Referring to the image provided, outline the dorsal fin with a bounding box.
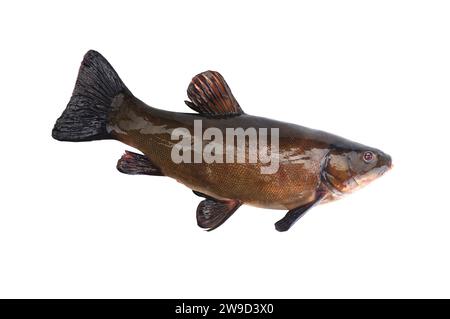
[185,71,244,117]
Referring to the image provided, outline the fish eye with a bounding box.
[363,151,375,163]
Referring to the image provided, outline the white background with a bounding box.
[1,0,449,298]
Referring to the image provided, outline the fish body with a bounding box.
[53,51,392,231]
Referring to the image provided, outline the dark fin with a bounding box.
[274,203,316,232]
[275,191,326,232]
[185,71,244,117]
[197,198,241,231]
[117,151,164,176]
[52,50,132,142]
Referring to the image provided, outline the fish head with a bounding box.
[322,145,392,196]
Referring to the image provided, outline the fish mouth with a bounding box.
[353,164,391,188]
[378,157,393,176]
[375,166,390,177]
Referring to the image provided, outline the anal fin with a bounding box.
[117,151,164,176]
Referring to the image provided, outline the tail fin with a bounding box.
[52,50,131,141]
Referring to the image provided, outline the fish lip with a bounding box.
[378,163,392,176]
[388,161,393,170]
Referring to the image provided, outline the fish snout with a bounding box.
[378,152,393,175]
[387,154,393,169]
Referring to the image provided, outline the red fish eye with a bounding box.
[363,151,375,163]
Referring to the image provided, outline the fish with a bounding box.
[52,50,392,232]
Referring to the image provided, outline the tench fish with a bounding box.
[52,50,392,232]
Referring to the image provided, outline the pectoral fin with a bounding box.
[117,151,164,176]
[194,191,241,231]
[275,203,316,232]
[275,192,326,232]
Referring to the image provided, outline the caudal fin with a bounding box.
[52,50,131,141]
